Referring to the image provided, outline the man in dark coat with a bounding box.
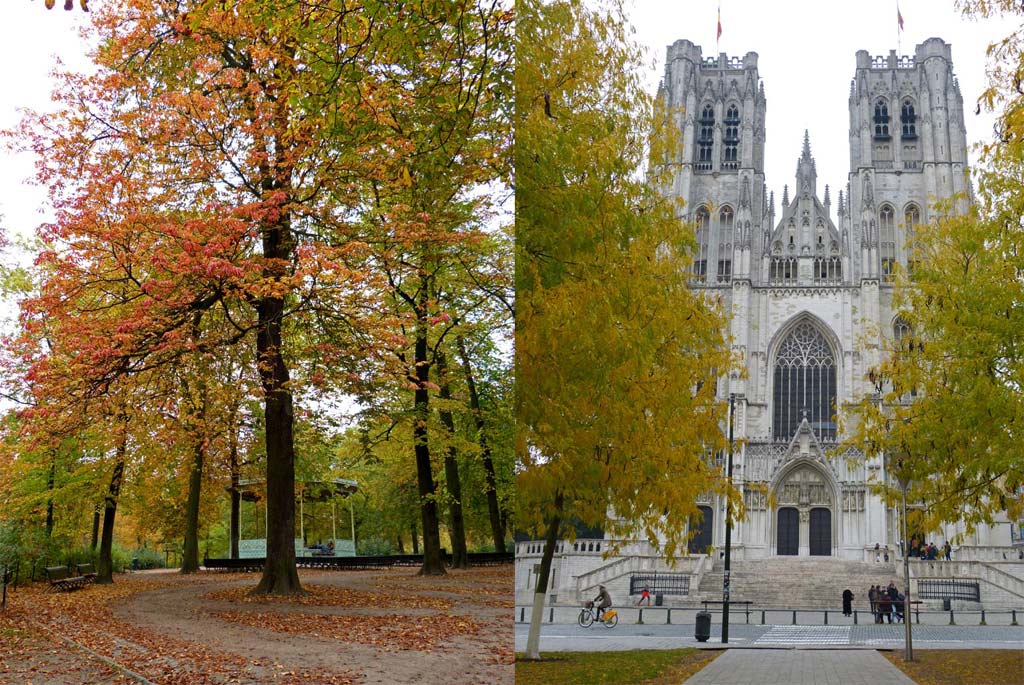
[842,588,854,616]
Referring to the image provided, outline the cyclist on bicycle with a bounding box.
[594,585,612,620]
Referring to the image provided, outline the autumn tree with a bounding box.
[841,1,1024,535]
[7,1,511,592]
[517,0,736,659]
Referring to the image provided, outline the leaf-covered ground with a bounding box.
[883,649,1024,685]
[515,648,722,685]
[0,565,513,684]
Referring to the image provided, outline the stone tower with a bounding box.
[658,39,767,285]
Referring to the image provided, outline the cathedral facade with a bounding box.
[659,36,1010,560]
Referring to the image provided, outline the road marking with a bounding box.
[754,626,851,645]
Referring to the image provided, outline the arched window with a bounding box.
[723,104,740,169]
[904,204,921,273]
[901,99,917,137]
[813,257,842,284]
[773,322,837,441]
[769,257,797,284]
[693,206,710,282]
[717,206,734,282]
[697,104,715,170]
[894,318,911,343]
[880,204,896,282]
[874,99,890,138]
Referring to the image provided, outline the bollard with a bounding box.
[761,609,766,625]
[854,610,858,625]
[979,610,986,626]
[745,606,750,625]
[549,607,554,623]
[792,610,797,625]
[1012,610,1018,627]
[915,609,920,624]
[667,608,672,625]
[949,609,955,625]
[637,608,644,625]
[519,607,525,622]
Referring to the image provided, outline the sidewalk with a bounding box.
[513,621,1024,651]
[682,650,916,685]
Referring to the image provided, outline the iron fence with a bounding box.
[917,579,980,601]
[629,573,690,596]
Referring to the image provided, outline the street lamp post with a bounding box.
[722,393,735,644]
[898,474,914,662]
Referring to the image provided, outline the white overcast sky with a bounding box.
[0,1,1018,238]
[627,0,1018,212]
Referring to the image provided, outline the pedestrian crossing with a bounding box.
[753,625,851,645]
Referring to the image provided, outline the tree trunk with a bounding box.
[411,519,419,555]
[251,208,302,595]
[437,351,468,568]
[396,536,405,554]
[457,335,505,551]
[96,450,126,585]
[524,491,563,660]
[90,506,100,551]
[45,462,55,537]
[180,439,204,573]
[413,297,445,576]
[230,444,240,560]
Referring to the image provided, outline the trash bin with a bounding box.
[655,593,664,607]
[942,598,951,611]
[131,557,139,572]
[695,611,712,642]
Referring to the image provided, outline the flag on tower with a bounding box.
[717,6,722,41]
[898,5,904,32]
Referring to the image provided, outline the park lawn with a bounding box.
[515,648,721,685]
[883,649,1024,685]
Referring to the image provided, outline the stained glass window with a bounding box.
[773,322,837,440]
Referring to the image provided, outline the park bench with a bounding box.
[76,563,97,583]
[44,565,88,592]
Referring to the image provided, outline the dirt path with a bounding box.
[1,566,512,685]
[117,567,512,684]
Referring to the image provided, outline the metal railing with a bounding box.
[629,573,691,596]
[918,579,981,602]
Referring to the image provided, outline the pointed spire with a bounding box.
[782,184,789,207]
[824,184,831,206]
[838,189,846,216]
[802,129,811,159]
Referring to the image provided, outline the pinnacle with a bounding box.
[802,129,811,158]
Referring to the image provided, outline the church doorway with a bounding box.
[809,507,832,555]
[777,507,799,555]
[688,505,714,554]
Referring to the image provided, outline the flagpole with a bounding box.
[716,2,722,55]
[897,1,902,57]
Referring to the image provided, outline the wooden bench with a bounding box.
[76,563,97,583]
[44,565,88,592]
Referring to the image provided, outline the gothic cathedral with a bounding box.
[659,37,1008,560]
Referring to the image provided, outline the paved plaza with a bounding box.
[681,649,917,685]
[513,621,1024,651]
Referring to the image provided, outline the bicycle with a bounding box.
[578,600,619,627]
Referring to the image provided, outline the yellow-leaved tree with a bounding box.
[516,0,737,659]
[842,0,1024,538]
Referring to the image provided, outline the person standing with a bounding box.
[868,585,878,623]
[943,541,952,560]
[842,588,854,617]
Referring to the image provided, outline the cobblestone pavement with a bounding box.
[682,649,917,685]
[514,622,1024,651]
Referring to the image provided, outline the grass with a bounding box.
[883,649,1024,685]
[515,648,721,685]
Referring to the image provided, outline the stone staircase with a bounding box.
[687,557,901,609]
